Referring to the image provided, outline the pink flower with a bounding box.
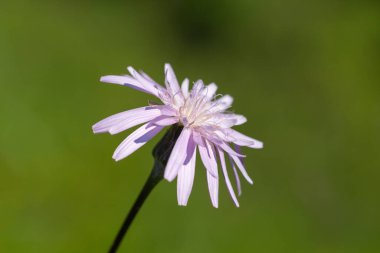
[93,64,263,207]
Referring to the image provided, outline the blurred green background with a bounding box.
[1,0,379,252]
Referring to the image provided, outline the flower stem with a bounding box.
[108,125,183,253]
[108,162,163,253]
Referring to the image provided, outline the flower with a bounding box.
[92,64,263,207]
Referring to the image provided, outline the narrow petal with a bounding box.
[202,83,218,100]
[190,80,205,96]
[207,170,219,208]
[177,146,197,206]
[209,95,234,113]
[224,129,263,149]
[150,115,179,126]
[208,114,247,128]
[218,148,239,207]
[164,63,181,96]
[199,138,218,178]
[100,75,150,94]
[227,114,247,125]
[212,117,237,129]
[229,153,254,185]
[127,66,162,97]
[199,139,219,207]
[139,71,160,85]
[181,78,189,97]
[92,110,133,134]
[159,106,178,117]
[216,141,246,158]
[164,128,192,182]
[108,107,162,135]
[234,144,246,167]
[191,130,204,146]
[92,106,160,134]
[228,155,242,196]
[112,123,163,161]
[218,94,233,106]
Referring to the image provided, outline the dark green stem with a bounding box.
[108,124,183,253]
[108,162,163,253]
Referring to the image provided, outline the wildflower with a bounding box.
[93,64,263,207]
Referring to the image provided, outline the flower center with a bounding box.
[178,94,214,128]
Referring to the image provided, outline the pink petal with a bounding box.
[215,118,238,129]
[191,131,204,146]
[92,106,159,134]
[218,95,233,106]
[181,78,189,97]
[139,71,159,85]
[112,123,163,161]
[218,148,239,207]
[199,139,219,207]
[229,153,253,185]
[202,83,218,100]
[159,106,178,117]
[216,142,246,158]
[177,145,197,206]
[101,75,155,94]
[234,144,246,167]
[127,66,162,97]
[209,95,234,112]
[225,129,263,149]
[150,115,179,126]
[190,80,205,96]
[207,170,219,208]
[228,155,242,196]
[228,114,247,125]
[164,128,193,182]
[199,138,218,178]
[208,114,246,128]
[164,63,181,96]
[108,107,162,135]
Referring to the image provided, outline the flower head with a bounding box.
[93,64,263,207]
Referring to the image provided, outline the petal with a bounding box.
[190,80,205,96]
[199,139,219,207]
[216,141,246,158]
[207,170,219,208]
[177,145,197,206]
[159,106,178,117]
[208,114,247,128]
[127,66,162,97]
[92,106,160,134]
[164,128,192,182]
[100,75,151,94]
[209,95,234,113]
[234,144,246,167]
[228,155,242,196]
[225,129,263,149]
[229,153,254,185]
[150,115,179,126]
[139,70,160,85]
[112,123,164,161]
[218,94,233,106]
[218,148,239,207]
[229,114,247,125]
[108,107,162,135]
[212,117,237,129]
[202,83,218,100]
[181,78,189,97]
[199,138,218,178]
[164,63,181,96]
[191,130,204,146]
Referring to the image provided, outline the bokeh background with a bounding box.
[1,0,379,252]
